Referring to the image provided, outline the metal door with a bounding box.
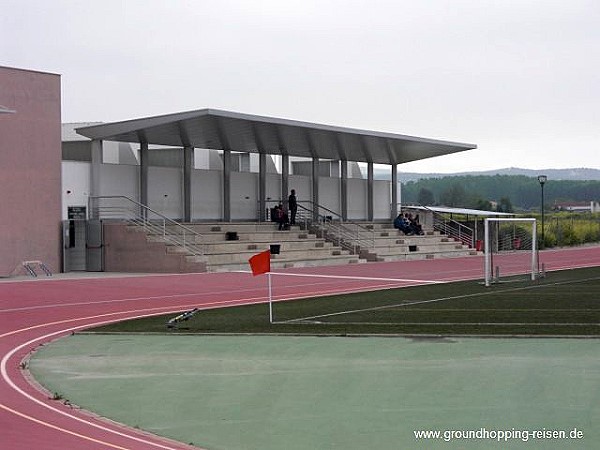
[62,220,87,271]
[86,219,103,271]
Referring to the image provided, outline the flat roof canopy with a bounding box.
[76,109,476,165]
[406,205,515,217]
[0,105,16,114]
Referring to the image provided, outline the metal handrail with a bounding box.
[400,204,475,247]
[88,196,205,257]
[262,199,375,253]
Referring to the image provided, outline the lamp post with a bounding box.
[538,175,547,248]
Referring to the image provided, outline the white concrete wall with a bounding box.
[99,164,139,198]
[147,167,182,219]
[319,177,341,215]
[62,161,91,220]
[191,169,222,220]
[373,180,391,219]
[266,173,281,202]
[347,178,367,220]
[61,159,393,222]
[289,174,311,209]
[231,172,258,220]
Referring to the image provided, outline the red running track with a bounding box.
[1,246,599,449]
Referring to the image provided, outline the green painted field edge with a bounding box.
[76,331,600,339]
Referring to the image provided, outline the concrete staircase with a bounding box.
[156,222,361,272]
[104,220,475,274]
[103,222,207,273]
[317,222,478,262]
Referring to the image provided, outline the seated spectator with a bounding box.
[393,213,413,235]
[408,213,424,235]
[274,204,289,230]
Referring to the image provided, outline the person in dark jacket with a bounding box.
[288,189,298,225]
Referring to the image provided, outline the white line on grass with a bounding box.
[300,321,600,326]
[277,275,600,324]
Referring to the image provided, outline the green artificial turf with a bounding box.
[30,335,600,450]
[90,267,600,336]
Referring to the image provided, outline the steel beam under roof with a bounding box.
[75,108,476,165]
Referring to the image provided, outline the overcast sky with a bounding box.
[2,0,599,172]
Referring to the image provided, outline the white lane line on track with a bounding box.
[235,270,445,284]
[0,276,432,314]
[0,402,130,450]
[1,278,425,448]
[1,297,274,449]
[2,314,192,449]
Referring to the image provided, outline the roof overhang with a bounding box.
[75,108,476,165]
[406,205,515,217]
[0,105,16,114]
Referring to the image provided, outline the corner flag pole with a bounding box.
[248,249,272,323]
[268,272,273,323]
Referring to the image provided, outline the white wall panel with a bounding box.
[373,180,391,219]
[99,164,139,198]
[147,167,182,219]
[61,161,90,220]
[347,178,367,220]
[288,175,311,209]
[191,169,221,220]
[319,177,340,215]
[231,172,258,220]
[266,173,281,202]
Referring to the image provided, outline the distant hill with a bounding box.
[398,173,600,210]
[398,167,600,182]
[373,167,600,182]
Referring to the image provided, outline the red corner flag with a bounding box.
[249,250,270,276]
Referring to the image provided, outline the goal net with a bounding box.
[484,218,538,287]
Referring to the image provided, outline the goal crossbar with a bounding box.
[484,218,537,287]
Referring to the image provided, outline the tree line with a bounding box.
[401,175,600,211]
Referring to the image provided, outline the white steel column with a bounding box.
[312,157,319,220]
[139,141,149,208]
[223,149,231,222]
[367,161,374,221]
[259,152,267,221]
[340,160,348,221]
[90,139,103,198]
[183,146,193,222]
[391,163,398,219]
[281,154,289,206]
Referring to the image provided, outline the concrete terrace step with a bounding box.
[200,240,334,254]
[194,247,351,265]
[146,230,317,243]
[124,220,479,274]
[377,248,478,262]
[172,222,301,233]
[368,234,453,246]
[373,243,472,256]
[370,238,471,251]
[205,254,363,272]
[156,222,357,271]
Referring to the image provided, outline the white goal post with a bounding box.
[484,218,537,287]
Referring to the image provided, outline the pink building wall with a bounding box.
[0,66,62,276]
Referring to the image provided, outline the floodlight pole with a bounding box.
[538,175,547,249]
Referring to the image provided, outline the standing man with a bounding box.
[288,189,298,225]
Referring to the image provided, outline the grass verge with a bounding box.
[89,267,600,336]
